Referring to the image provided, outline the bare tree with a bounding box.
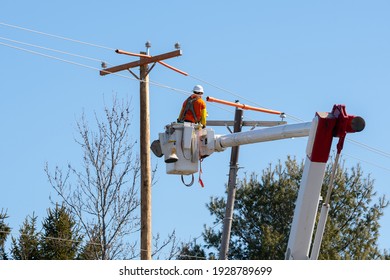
[46,97,141,259]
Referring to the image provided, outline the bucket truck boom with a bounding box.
[151,104,365,259]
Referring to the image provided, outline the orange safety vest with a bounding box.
[178,95,207,126]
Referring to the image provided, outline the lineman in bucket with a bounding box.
[177,85,207,128]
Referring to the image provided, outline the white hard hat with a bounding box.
[193,85,204,94]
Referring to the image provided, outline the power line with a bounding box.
[0,40,187,94]
[347,139,390,159]
[2,22,390,177]
[0,21,291,119]
[0,39,234,115]
[343,153,390,173]
[0,21,114,51]
[0,21,315,123]
[0,41,115,75]
[0,37,249,119]
[1,227,206,260]
[2,38,390,167]
[0,229,100,246]
[0,35,110,65]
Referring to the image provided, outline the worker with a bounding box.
[178,85,207,128]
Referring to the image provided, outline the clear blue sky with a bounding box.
[1,0,389,258]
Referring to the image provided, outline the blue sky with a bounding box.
[1,0,390,258]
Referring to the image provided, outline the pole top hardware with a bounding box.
[100,46,187,76]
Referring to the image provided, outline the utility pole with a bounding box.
[139,53,151,260]
[219,106,243,260]
[100,43,184,260]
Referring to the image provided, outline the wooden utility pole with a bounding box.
[100,44,183,260]
[139,55,151,260]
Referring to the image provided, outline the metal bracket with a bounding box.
[146,62,157,76]
[225,123,233,134]
[127,69,139,80]
[250,123,257,131]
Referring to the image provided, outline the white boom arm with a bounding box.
[214,122,312,151]
[285,115,329,259]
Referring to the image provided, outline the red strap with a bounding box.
[198,158,205,188]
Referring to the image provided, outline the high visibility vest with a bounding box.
[178,96,200,123]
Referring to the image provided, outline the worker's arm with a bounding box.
[200,108,207,127]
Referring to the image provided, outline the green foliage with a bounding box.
[197,156,388,260]
[176,240,207,260]
[0,210,11,260]
[11,214,40,260]
[318,163,389,259]
[39,204,82,260]
[77,225,102,260]
[10,205,82,260]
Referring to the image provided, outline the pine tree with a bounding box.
[11,214,40,260]
[318,163,389,259]
[199,156,389,260]
[39,204,82,260]
[78,225,102,260]
[176,241,207,260]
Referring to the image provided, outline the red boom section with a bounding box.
[309,105,365,163]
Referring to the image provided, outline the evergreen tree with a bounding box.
[318,163,388,259]
[176,240,207,260]
[199,156,388,260]
[39,204,82,260]
[11,214,40,260]
[0,210,11,260]
[78,225,102,260]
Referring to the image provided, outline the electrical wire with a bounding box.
[0,41,116,76]
[2,37,390,174]
[346,139,390,159]
[0,21,297,121]
[2,23,390,171]
[132,220,224,260]
[0,229,101,246]
[0,21,331,122]
[0,38,236,117]
[0,35,291,123]
[2,21,390,211]
[0,35,111,65]
[0,22,114,51]
[2,225,205,260]
[342,153,390,173]
[0,40,188,95]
